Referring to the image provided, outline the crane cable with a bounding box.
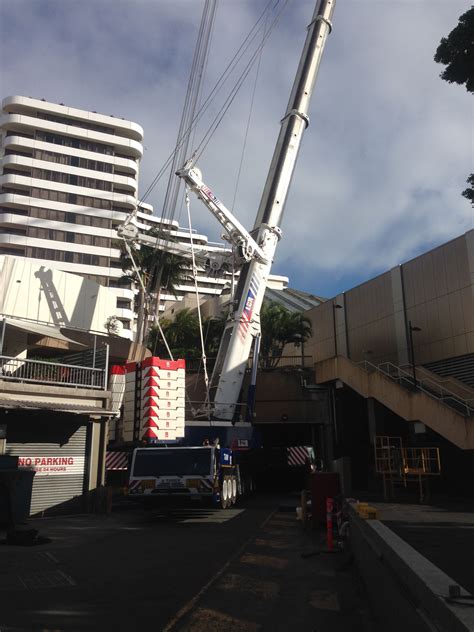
[143,0,291,301]
[120,237,174,360]
[155,0,218,283]
[138,0,287,213]
[231,10,267,214]
[184,186,211,409]
[192,0,290,163]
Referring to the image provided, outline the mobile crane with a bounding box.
[177,0,335,421]
[121,0,335,506]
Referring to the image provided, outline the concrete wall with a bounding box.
[349,506,474,632]
[305,230,473,367]
[0,255,116,334]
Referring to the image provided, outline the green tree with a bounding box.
[117,227,192,343]
[147,309,226,360]
[259,301,312,369]
[434,7,474,204]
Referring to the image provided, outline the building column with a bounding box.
[391,266,409,366]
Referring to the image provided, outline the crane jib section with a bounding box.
[181,0,335,421]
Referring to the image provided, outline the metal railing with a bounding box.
[357,360,474,417]
[0,355,107,390]
[185,354,311,373]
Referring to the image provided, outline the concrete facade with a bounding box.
[306,230,474,369]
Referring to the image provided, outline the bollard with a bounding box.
[326,497,334,551]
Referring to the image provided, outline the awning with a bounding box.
[0,397,117,417]
[2,318,86,347]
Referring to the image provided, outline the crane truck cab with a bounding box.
[128,445,239,509]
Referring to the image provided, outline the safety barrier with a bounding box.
[0,354,107,390]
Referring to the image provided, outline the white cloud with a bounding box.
[1,0,472,297]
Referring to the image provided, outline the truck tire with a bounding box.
[220,478,229,509]
[231,476,237,505]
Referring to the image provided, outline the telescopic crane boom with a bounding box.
[178,0,335,421]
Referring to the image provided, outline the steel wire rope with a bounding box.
[192,0,290,163]
[137,0,281,211]
[137,0,289,343]
[184,187,211,413]
[149,0,218,312]
[142,0,289,305]
[231,9,268,214]
[176,1,218,226]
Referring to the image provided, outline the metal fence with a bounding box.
[0,354,107,390]
[358,360,474,417]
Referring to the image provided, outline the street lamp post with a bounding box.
[408,320,421,390]
[332,303,342,357]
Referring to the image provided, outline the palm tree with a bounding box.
[116,227,192,343]
[259,301,312,369]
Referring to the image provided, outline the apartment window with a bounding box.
[37,112,115,135]
[29,207,67,222]
[76,214,110,229]
[0,247,26,255]
[0,206,28,216]
[35,131,114,155]
[31,187,68,203]
[117,299,131,309]
[2,187,30,197]
[0,227,26,236]
[83,274,109,286]
[113,187,131,195]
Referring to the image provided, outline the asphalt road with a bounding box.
[0,495,372,632]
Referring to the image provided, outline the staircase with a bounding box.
[314,356,474,450]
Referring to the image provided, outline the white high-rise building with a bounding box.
[0,96,231,337]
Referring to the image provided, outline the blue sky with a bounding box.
[1,0,472,299]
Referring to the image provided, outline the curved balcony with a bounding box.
[0,174,137,209]
[1,155,138,193]
[3,135,139,175]
[0,114,143,159]
[2,95,144,142]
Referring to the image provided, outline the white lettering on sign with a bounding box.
[18,456,85,476]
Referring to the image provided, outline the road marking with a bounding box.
[153,508,244,524]
[181,607,261,632]
[162,509,276,632]
[7,570,77,591]
[309,589,340,611]
[219,573,279,600]
[240,553,289,570]
[253,538,291,550]
[399,525,474,530]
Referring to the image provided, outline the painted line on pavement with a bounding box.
[162,508,277,632]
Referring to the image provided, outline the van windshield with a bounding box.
[132,448,212,477]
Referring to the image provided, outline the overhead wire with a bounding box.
[192,0,290,162]
[143,0,290,300]
[135,0,290,351]
[231,10,268,213]
[137,0,283,211]
[147,0,218,324]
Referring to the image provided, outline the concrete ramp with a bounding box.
[315,356,474,450]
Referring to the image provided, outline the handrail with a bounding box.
[356,360,474,417]
[0,354,106,390]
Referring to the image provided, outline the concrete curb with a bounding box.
[348,504,474,632]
